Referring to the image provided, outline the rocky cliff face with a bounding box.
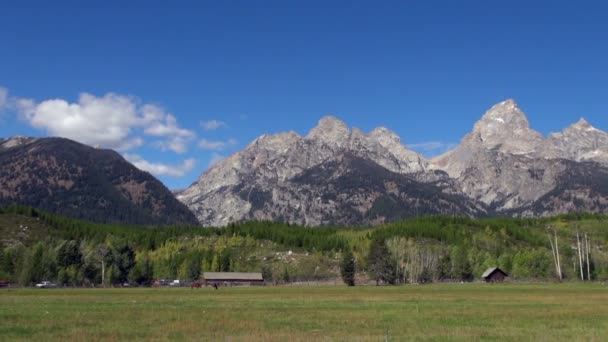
[0,137,198,225]
[180,100,608,226]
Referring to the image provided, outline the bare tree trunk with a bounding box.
[576,231,585,281]
[547,230,558,279]
[547,227,562,281]
[101,259,105,288]
[585,233,591,281]
[554,231,562,281]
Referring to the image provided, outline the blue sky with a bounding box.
[1,1,607,189]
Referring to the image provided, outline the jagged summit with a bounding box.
[486,98,520,113]
[567,117,601,132]
[470,99,543,154]
[306,115,350,146]
[475,98,530,130]
[574,117,591,127]
[431,99,545,179]
[546,117,608,162]
[369,126,401,142]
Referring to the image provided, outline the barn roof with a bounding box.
[203,272,264,281]
[482,267,508,278]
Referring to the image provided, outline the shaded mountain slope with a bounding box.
[0,137,198,225]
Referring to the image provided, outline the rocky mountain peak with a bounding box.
[546,117,607,162]
[567,118,601,132]
[369,126,401,144]
[249,131,301,149]
[573,117,590,127]
[475,99,530,130]
[469,99,543,155]
[306,115,350,146]
[431,99,545,178]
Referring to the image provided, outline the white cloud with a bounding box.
[154,136,190,154]
[198,138,237,151]
[22,93,139,150]
[208,153,225,167]
[407,141,457,156]
[124,153,196,177]
[0,87,7,109]
[117,137,145,151]
[145,112,194,138]
[201,119,226,131]
[14,91,195,152]
[15,98,36,118]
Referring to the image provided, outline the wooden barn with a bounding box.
[481,267,508,283]
[203,272,264,286]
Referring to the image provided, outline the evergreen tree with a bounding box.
[57,240,82,268]
[367,237,396,285]
[340,250,356,286]
[187,255,202,281]
[129,257,153,286]
[106,240,135,284]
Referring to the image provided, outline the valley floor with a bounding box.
[1,283,607,341]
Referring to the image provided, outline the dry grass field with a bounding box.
[1,283,607,341]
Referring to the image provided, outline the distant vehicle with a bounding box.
[35,281,57,288]
[153,279,172,287]
[169,279,181,287]
[0,280,10,288]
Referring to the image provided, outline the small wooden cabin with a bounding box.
[481,267,508,283]
[202,272,264,286]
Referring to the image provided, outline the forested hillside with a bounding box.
[1,205,607,286]
[0,137,198,225]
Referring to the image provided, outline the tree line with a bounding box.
[1,205,607,286]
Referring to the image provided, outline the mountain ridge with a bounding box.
[179,99,608,226]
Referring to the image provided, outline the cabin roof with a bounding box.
[481,267,508,278]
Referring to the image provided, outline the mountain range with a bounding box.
[178,99,608,226]
[2,99,607,227]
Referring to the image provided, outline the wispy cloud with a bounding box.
[0,87,7,110]
[198,138,237,151]
[407,141,457,156]
[123,153,196,177]
[201,119,226,131]
[153,136,191,154]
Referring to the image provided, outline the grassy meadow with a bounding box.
[1,283,607,341]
